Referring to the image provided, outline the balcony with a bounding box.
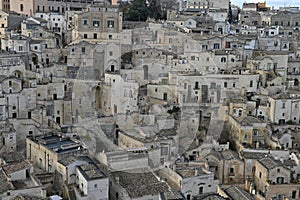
[228,172,235,176]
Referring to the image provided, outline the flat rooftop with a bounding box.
[176,167,210,178]
[30,134,85,154]
[77,163,106,180]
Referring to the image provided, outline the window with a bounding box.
[194,82,199,89]
[277,168,280,173]
[238,110,242,116]
[244,134,248,139]
[109,35,112,39]
[20,4,23,11]
[259,172,262,178]
[250,80,253,87]
[163,93,168,101]
[93,20,99,27]
[233,82,236,88]
[107,20,114,28]
[109,51,113,56]
[253,130,258,136]
[82,47,85,54]
[221,57,226,63]
[213,43,220,49]
[94,184,97,188]
[83,19,88,25]
[93,33,97,39]
[83,34,87,39]
[282,103,285,108]
[224,82,227,88]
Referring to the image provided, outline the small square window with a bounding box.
[107,20,114,28]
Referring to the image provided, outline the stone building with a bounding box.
[74,162,109,200]
[253,156,292,199]
[228,115,268,150]
[26,133,87,172]
[205,150,244,184]
[159,163,219,199]
[268,92,300,125]
[71,5,122,42]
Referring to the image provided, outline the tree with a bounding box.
[148,0,163,20]
[127,0,149,21]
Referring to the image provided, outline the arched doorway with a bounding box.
[31,53,38,65]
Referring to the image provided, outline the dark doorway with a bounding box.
[56,117,60,124]
[26,169,30,178]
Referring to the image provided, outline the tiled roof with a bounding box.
[225,186,254,200]
[0,170,13,193]
[111,170,169,198]
[2,160,31,175]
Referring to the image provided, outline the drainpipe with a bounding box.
[222,160,225,184]
[44,151,46,171]
[47,154,50,172]
[29,143,31,160]
[6,96,9,118]
[17,96,19,118]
